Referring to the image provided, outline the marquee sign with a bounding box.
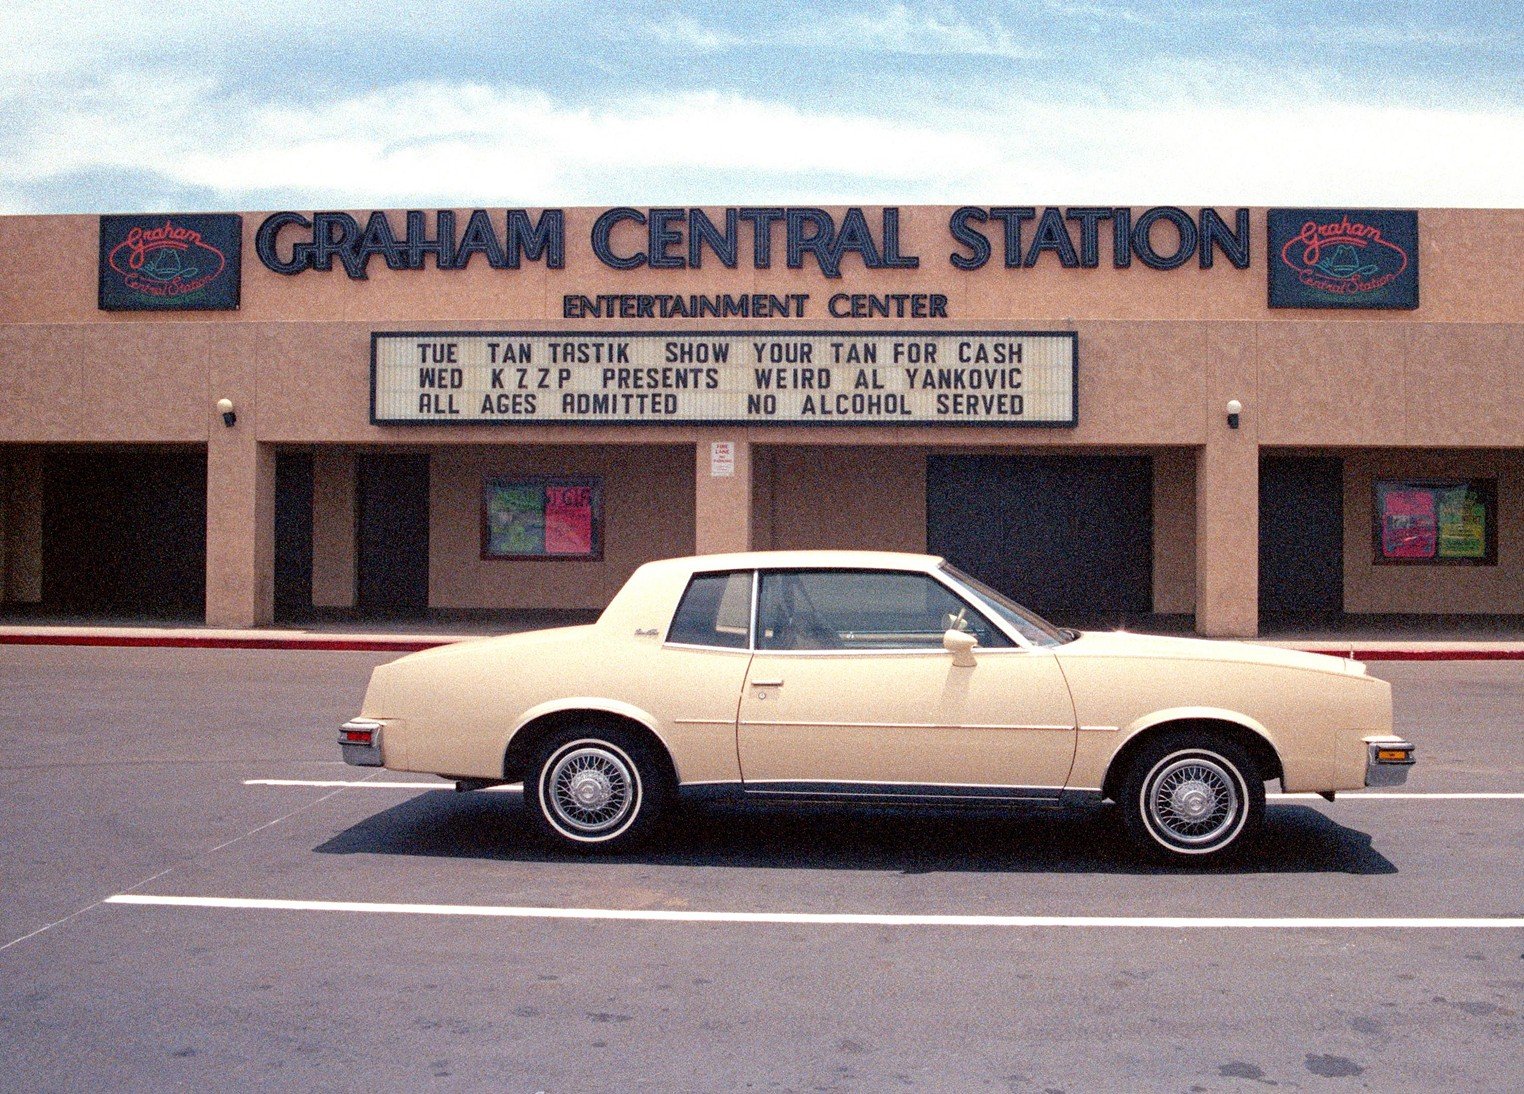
[99,214,242,311]
[1267,209,1418,309]
[372,331,1077,427]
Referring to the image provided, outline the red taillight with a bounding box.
[342,729,373,745]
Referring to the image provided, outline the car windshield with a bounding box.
[938,564,1074,647]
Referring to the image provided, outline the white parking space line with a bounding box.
[1269,792,1524,800]
[245,779,1523,800]
[104,894,1524,929]
[243,779,521,790]
[245,778,449,789]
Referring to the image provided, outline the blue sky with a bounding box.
[2,1,1520,213]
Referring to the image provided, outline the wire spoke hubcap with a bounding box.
[1146,756,1241,845]
[546,746,637,834]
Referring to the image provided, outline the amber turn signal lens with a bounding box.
[1376,748,1411,762]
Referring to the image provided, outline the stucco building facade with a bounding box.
[1,205,1520,635]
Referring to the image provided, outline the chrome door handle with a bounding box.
[751,679,784,687]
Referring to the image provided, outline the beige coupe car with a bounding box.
[341,551,1414,862]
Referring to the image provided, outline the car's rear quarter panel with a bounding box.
[360,558,753,783]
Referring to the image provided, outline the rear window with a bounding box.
[666,571,753,649]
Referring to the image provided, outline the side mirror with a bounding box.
[942,628,978,668]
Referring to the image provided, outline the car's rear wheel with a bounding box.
[525,726,667,851]
[1118,732,1264,862]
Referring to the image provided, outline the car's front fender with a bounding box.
[1069,705,1281,793]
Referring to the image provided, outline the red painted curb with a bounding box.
[2,632,1524,660]
[0,633,451,653]
[1324,649,1524,662]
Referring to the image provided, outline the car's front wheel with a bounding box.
[526,726,667,851]
[1118,732,1264,862]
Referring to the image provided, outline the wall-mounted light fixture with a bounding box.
[1225,399,1242,430]
[216,398,237,428]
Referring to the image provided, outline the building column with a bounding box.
[311,449,357,608]
[1195,436,1259,636]
[206,433,275,628]
[4,449,44,604]
[1151,448,1196,616]
[694,436,752,555]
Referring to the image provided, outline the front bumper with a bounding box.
[339,718,384,766]
[1364,736,1415,787]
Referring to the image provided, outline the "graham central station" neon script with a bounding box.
[258,206,1251,280]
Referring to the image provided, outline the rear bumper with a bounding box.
[1364,736,1415,787]
[339,718,385,767]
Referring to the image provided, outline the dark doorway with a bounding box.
[274,452,314,622]
[41,448,207,619]
[927,454,1153,620]
[356,453,430,615]
[1259,456,1344,616]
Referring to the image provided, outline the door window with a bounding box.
[667,571,753,649]
[756,570,1011,651]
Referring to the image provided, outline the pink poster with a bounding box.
[1381,489,1436,559]
[543,485,594,554]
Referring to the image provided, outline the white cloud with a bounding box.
[645,15,744,52]
[0,0,510,84]
[639,5,1050,62]
[1040,1,1155,26]
[2,60,1523,211]
[0,77,1001,208]
[839,4,1047,59]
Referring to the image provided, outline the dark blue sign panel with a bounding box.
[99,214,243,310]
[1267,209,1418,309]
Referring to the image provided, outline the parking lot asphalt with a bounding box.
[1,646,1520,1092]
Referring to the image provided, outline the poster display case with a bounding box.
[1374,479,1496,565]
[482,477,603,560]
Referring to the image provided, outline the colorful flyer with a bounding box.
[1380,488,1436,559]
[1436,486,1486,559]
[486,483,546,555]
[544,485,594,554]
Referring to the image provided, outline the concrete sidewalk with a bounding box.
[3,618,1524,659]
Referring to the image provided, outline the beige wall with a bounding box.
[6,313,1522,453]
[428,444,694,611]
[4,209,1523,455]
[7,208,1521,329]
[753,446,927,553]
[1344,451,1524,615]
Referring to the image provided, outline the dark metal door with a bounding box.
[1259,456,1344,615]
[273,453,314,621]
[356,453,430,615]
[41,449,207,619]
[927,455,1153,617]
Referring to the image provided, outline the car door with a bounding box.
[651,569,758,785]
[737,568,1078,801]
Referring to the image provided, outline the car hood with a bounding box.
[1055,630,1366,677]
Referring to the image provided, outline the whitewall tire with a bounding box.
[1119,733,1265,862]
[526,727,667,851]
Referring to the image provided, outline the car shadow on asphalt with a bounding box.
[314,791,1397,876]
